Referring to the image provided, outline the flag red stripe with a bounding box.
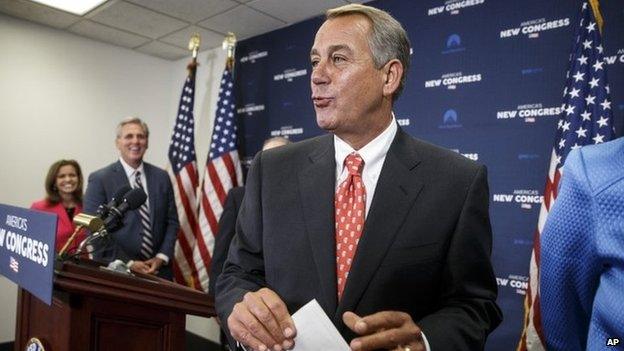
[175,171,201,240]
[172,168,202,289]
[222,152,239,187]
[552,169,561,199]
[175,172,212,276]
[173,260,184,284]
[207,161,228,204]
[175,230,201,289]
[186,163,199,189]
[532,294,545,344]
[200,183,220,238]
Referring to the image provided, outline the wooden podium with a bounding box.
[15,260,214,351]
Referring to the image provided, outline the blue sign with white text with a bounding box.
[0,203,56,305]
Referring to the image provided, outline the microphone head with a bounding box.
[123,188,147,210]
[111,185,132,206]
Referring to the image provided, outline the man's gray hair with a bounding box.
[116,116,149,139]
[326,4,411,100]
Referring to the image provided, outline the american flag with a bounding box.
[9,256,19,273]
[169,61,204,290]
[518,1,614,350]
[197,63,243,292]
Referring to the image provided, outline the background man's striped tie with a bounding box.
[134,171,154,259]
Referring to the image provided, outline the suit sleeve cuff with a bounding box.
[156,253,169,264]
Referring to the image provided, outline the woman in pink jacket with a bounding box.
[31,159,84,253]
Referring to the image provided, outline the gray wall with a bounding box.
[0,13,223,343]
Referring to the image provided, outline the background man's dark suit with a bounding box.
[208,186,245,299]
[216,129,502,350]
[84,161,179,279]
[208,186,245,351]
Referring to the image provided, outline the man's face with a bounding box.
[310,15,386,140]
[116,123,148,168]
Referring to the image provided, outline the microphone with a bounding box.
[71,185,133,232]
[74,186,147,254]
[95,185,132,217]
[102,187,147,232]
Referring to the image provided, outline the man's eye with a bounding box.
[311,60,319,68]
[333,56,345,63]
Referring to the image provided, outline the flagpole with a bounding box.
[196,32,244,292]
[169,33,204,289]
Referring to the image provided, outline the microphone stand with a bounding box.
[76,228,108,256]
[57,224,85,259]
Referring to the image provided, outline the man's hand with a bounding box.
[343,311,425,351]
[129,260,151,274]
[227,288,296,351]
[145,257,164,275]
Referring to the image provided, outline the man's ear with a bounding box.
[382,59,403,98]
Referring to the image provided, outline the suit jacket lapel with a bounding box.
[112,161,131,188]
[298,135,338,316]
[334,129,424,324]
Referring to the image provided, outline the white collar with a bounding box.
[334,116,397,169]
[119,157,145,178]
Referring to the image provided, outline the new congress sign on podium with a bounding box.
[0,203,56,305]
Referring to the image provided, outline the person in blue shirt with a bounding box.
[541,137,624,350]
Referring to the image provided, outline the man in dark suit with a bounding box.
[216,4,501,351]
[209,186,243,351]
[209,137,292,351]
[84,117,179,280]
[209,137,291,300]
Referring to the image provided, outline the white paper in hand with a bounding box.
[291,299,350,351]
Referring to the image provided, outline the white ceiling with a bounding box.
[0,0,370,60]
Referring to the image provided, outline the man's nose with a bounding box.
[311,61,330,85]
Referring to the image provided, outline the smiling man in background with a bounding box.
[84,116,179,280]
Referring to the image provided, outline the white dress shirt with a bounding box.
[334,117,397,218]
[332,118,432,351]
[118,158,169,264]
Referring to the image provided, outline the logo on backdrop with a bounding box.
[496,274,529,295]
[425,71,482,90]
[439,109,463,129]
[274,68,308,82]
[451,149,479,161]
[492,189,543,209]
[518,153,540,160]
[240,50,269,64]
[270,125,304,137]
[521,67,544,75]
[396,118,411,127]
[604,48,624,65]
[500,17,570,39]
[496,103,561,123]
[427,0,485,16]
[442,34,466,54]
[237,103,265,116]
[9,256,19,273]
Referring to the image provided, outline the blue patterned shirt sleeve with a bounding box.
[540,138,624,351]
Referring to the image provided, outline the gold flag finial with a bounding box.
[588,0,604,33]
[189,33,201,58]
[222,32,237,67]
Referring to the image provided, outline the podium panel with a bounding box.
[15,260,214,351]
